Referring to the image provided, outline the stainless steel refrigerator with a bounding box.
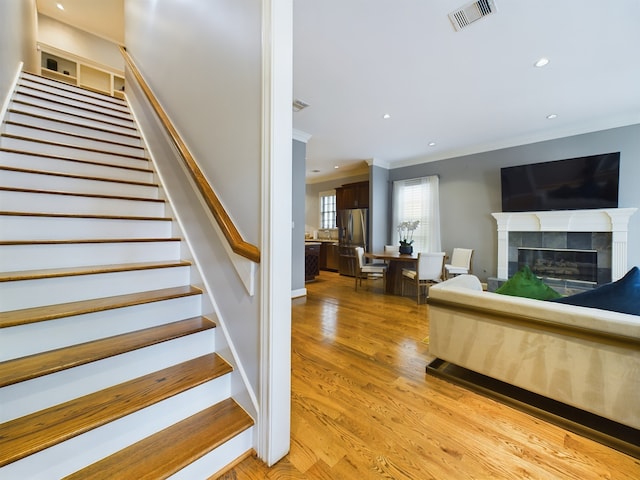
[337,208,368,276]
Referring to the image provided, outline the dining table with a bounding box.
[365,251,419,295]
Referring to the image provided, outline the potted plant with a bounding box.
[397,220,419,254]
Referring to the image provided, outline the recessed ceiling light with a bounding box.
[428,142,437,147]
[334,165,340,169]
[546,114,558,119]
[311,169,321,173]
[534,57,549,68]
[56,3,65,10]
[382,114,391,119]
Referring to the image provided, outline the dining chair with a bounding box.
[401,252,446,304]
[444,248,474,279]
[384,245,399,253]
[354,246,387,291]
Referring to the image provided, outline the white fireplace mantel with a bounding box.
[492,208,637,281]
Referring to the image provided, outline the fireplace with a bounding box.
[492,208,637,286]
[518,247,598,284]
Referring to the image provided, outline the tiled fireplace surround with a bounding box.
[490,208,637,294]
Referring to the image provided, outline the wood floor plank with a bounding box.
[219,272,640,479]
[0,316,215,387]
[0,354,232,467]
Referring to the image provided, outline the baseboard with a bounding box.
[291,288,307,299]
[426,358,640,460]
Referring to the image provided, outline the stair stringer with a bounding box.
[125,84,261,427]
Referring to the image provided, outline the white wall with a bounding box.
[0,0,38,105]
[124,0,262,246]
[37,14,124,71]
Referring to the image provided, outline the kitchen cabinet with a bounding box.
[319,242,339,271]
[40,46,125,99]
[336,181,369,210]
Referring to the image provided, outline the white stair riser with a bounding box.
[19,79,128,112]
[7,111,142,147]
[0,295,204,361]
[0,169,159,198]
[3,123,145,158]
[1,330,217,422]
[0,189,165,217]
[0,150,153,173]
[0,152,153,183]
[0,240,181,271]
[0,377,231,479]
[16,87,132,119]
[170,428,253,480]
[20,74,128,104]
[6,112,142,146]
[10,102,137,135]
[0,216,172,241]
[0,136,146,164]
[12,94,135,128]
[0,265,191,311]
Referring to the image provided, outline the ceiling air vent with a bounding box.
[293,99,310,112]
[449,0,497,31]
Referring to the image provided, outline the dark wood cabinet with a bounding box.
[336,181,369,210]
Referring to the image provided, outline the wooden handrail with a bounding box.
[119,46,260,263]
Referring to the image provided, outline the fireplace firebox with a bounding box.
[518,247,598,284]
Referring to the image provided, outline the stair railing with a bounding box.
[120,46,260,264]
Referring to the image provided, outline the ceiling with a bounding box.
[37,1,640,183]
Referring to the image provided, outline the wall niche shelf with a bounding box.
[39,45,125,99]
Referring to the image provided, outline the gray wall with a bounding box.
[292,139,306,293]
[389,124,640,281]
[370,164,390,253]
[0,0,37,106]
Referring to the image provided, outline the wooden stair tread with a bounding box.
[0,316,215,387]
[0,165,156,187]
[0,285,202,328]
[4,121,146,152]
[0,237,181,246]
[63,398,254,480]
[21,73,128,106]
[0,147,152,173]
[10,99,137,132]
[0,133,145,160]
[0,186,165,204]
[0,260,191,283]
[7,109,140,139]
[15,89,132,120]
[0,210,170,221]
[0,354,232,467]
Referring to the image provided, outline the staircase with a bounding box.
[0,72,254,479]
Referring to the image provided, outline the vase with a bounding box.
[399,244,413,255]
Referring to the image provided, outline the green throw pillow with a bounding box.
[495,265,562,300]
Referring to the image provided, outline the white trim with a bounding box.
[259,0,293,466]
[293,128,311,143]
[492,208,637,281]
[0,62,23,121]
[291,287,307,298]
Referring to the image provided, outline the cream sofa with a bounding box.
[428,275,640,429]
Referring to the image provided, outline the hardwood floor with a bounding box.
[219,272,639,479]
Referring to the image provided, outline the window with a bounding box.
[319,191,337,229]
[392,176,441,252]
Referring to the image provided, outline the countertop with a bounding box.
[305,239,338,243]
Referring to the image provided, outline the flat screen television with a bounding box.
[501,152,620,212]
